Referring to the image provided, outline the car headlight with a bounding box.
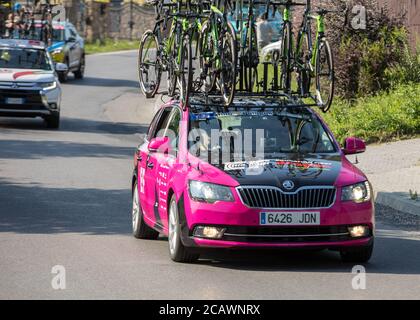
[341,181,372,203]
[39,81,57,91]
[188,180,234,203]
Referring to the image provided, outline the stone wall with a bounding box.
[107,2,155,40]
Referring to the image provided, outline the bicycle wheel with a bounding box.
[167,30,181,97]
[218,22,237,106]
[190,29,202,93]
[315,39,334,112]
[198,20,216,94]
[180,33,193,107]
[243,25,259,92]
[280,22,292,92]
[138,30,161,98]
[296,31,311,97]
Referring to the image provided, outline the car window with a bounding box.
[164,108,181,153]
[297,120,335,153]
[151,108,172,139]
[0,48,52,70]
[146,110,163,141]
[189,110,336,161]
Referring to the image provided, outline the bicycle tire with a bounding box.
[316,38,334,112]
[218,21,237,107]
[244,25,259,92]
[180,33,193,108]
[138,30,162,98]
[198,20,216,94]
[280,21,292,93]
[167,29,180,97]
[296,31,311,97]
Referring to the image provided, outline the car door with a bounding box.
[154,107,182,231]
[66,25,79,68]
[140,107,172,229]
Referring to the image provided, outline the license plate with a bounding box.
[260,212,320,226]
[6,98,24,104]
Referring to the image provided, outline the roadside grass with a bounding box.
[320,83,420,144]
[85,39,139,55]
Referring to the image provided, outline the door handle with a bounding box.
[147,161,154,169]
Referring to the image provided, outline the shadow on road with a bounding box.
[0,117,148,136]
[68,77,140,88]
[194,233,420,275]
[0,180,131,235]
[0,139,134,159]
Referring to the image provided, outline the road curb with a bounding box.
[375,192,420,217]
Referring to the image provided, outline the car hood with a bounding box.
[0,69,55,82]
[221,154,366,190]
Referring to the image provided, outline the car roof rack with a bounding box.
[188,92,319,113]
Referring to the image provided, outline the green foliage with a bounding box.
[321,84,420,144]
[85,39,139,55]
[386,43,420,86]
[328,0,409,99]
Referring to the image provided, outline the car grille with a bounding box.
[237,186,336,209]
[0,89,44,107]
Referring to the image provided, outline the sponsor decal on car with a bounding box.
[12,71,49,79]
[224,159,333,171]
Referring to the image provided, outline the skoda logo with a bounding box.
[282,180,295,190]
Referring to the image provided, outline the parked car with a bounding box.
[34,21,85,82]
[0,39,64,128]
[131,99,375,263]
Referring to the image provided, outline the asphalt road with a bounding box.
[1,51,420,300]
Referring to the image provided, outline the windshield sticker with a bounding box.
[190,112,217,121]
[224,159,333,171]
[1,51,11,62]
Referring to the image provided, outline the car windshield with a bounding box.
[189,110,337,163]
[0,48,52,70]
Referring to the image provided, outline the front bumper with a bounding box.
[0,87,61,118]
[180,192,375,249]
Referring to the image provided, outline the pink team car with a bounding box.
[131,99,374,263]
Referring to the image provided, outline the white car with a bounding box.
[0,39,66,128]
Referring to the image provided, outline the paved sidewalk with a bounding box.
[348,138,420,216]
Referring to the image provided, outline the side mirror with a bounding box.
[148,137,170,154]
[343,137,366,155]
[55,63,68,73]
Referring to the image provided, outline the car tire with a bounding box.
[340,240,374,263]
[74,55,85,79]
[132,181,159,240]
[168,195,199,263]
[45,112,60,129]
[58,59,69,82]
[58,70,68,83]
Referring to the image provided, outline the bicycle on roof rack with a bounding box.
[138,0,345,112]
[279,0,345,112]
[1,0,54,46]
[139,0,205,105]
